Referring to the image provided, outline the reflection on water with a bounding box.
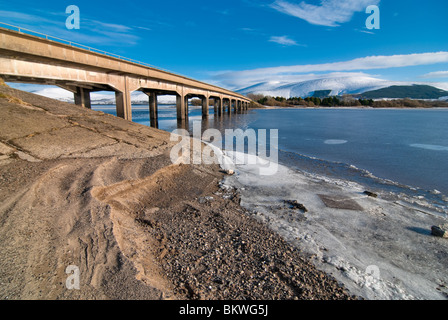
[93,104,256,136]
[92,104,448,213]
[173,107,253,137]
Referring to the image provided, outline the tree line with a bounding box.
[247,93,448,108]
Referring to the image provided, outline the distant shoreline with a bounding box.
[258,105,448,110]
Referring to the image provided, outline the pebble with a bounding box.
[431,224,448,238]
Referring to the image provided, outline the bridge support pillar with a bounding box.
[202,96,209,119]
[145,91,158,128]
[115,90,132,121]
[216,98,222,116]
[213,98,218,116]
[177,93,187,120]
[74,87,91,109]
[185,96,189,119]
[111,76,134,121]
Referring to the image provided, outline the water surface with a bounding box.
[95,105,448,214]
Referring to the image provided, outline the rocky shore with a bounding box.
[0,84,352,300]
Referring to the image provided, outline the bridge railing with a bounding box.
[0,22,175,74]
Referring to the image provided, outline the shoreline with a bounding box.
[219,149,448,300]
[0,86,352,300]
[258,105,448,110]
[2,85,446,300]
[275,148,448,216]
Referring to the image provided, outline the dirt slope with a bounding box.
[0,85,351,300]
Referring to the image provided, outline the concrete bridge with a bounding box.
[0,25,251,128]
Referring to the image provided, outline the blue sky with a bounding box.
[1,0,448,91]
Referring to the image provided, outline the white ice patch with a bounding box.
[325,139,348,145]
[410,144,448,151]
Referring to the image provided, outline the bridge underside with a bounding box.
[0,48,250,129]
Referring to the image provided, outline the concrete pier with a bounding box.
[202,95,209,119]
[73,87,91,109]
[176,94,187,120]
[144,91,158,128]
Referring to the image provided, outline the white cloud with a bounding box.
[133,25,152,32]
[210,52,448,89]
[269,35,299,46]
[88,20,133,32]
[222,52,448,78]
[357,29,375,35]
[421,71,448,79]
[0,10,52,23]
[271,0,380,27]
[0,10,140,46]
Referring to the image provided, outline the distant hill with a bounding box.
[359,85,448,99]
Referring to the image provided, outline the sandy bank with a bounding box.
[0,86,350,300]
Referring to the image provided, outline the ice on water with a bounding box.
[219,151,448,300]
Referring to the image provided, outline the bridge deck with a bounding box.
[0,25,251,126]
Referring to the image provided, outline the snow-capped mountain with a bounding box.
[12,76,448,103]
[237,76,448,99]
